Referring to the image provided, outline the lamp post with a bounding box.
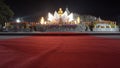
[16,18,21,32]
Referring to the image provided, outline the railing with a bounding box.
[93,28,119,31]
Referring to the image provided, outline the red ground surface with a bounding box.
[0,35,120,68]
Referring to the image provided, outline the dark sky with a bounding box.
[5,0,120,21]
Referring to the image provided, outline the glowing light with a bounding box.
[48,13,54,22]
[74,21,77,24]
[16,18,21,23]
[77,17,80,24]
[40,17,45,24]
[62,11,68,17]
[62,11,68,22]
[68,13,74,22]
[58,8,63,15]
[41,8,78,25]
[54,11,60,19]
[44,21,47,24]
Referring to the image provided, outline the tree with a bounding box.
[0,0,14,28]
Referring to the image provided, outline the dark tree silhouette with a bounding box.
[0,0,14,30]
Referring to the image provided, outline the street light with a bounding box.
[15,18,21,32]
[16,18,21,23]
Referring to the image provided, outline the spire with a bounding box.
[98,17,102,22]
[65,6,70,15]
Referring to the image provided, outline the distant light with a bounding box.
[40,17,45,24]
[16,18,21,23]
[77,17,80,24]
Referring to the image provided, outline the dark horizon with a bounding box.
[5,0,120,21]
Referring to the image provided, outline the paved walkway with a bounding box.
[0,35,120,68]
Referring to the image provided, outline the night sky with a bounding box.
[5,0,120,21]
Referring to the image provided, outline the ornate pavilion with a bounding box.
[38,8,83,32]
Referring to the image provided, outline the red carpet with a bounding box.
[0,35,120,68]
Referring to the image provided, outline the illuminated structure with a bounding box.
[40,8,80,25]
[38,8,84,32]
[5,8,119,32]
[93,19,119,32]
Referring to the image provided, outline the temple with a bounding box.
[40,8,80,25]
[3,8,119,32]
